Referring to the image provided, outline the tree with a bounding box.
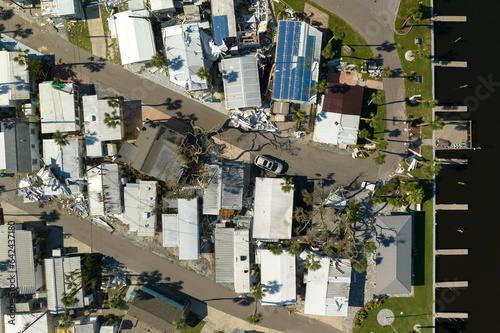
[104,110,121,128]
[332,26,345,40]
[369,91,384,105]
[363,242,377,255]
[353,258,367,273]
[345,201,361,222]
[172,315,187,331]
[403,3,423,25]
[322,42,335,59]
[53,130,69,147]
[381,66,392,78]
[251,283,266,315]
[196,67,212,85]
[358,128,370,139]
[414,45,431,59]
[305,254,322,271]
[401,180,420,194]
[52,77,62,85]
[407,187,424,204]
[61,292,78,307]
[285,241,303,256]
[150,51,168,70]
[375,139,388,152]
[108,297,125,309]
[281,177,294,193]
[269,243,283,256]
[291,108,307,130]
[372,153,386,165]
[387,197,403,207]
[58,310,74,329]
[417,115,443,130]
[13,49,50,82]
[104,314,119,326]
[419,159,442,177]
[107,95,123,109]
[315,79,328,93]
[246,313,263,325]
[361,112,382,129]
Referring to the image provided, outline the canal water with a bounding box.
[433,0,499,332]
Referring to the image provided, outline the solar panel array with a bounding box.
[273,21,318,102]
[213,15,229,46]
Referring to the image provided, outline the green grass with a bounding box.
[355,145,434,332]
[359,89,387,142]
[274,0,374,63]
[67,21,92,53]
[181,312,205,333]
[394,0,433,138]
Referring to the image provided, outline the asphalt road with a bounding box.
[0,176,338,333]
[0,3,393,186]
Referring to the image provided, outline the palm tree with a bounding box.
[361,112,382,129]
[363,242,377,255]
[375,139,388,151]
[280,177,294,193]
[372,153,386,165]
[332,26,345,40]
[104,110,121,128]
[358,128,370,139]
[108,297,125,309]
[53,130,69,147]
[403,3,422,26]
[61,293,78,307]
[419,160,442,177]
[305,254,322,271]
[418,116,443,130]
[285,241,303,256]
[321,42,335,59]
[269,243,283,256]
[247,313,263,325]
[172,315,186,331]
[414,45,431,59]
[251,283,265,315]
[353,258,367,273]
[315,79,328,93]
[291,108,307,129]
[58,310,74,329]
[104,314,119,326]
[368,91,384,105]
[107,95,122,109]
[380,66,391,78]
[196,67,212,85]
[150,52,168,70]
[13,48,29,65]
[407,187,424,204]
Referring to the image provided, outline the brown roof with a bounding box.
[322,83,363,116]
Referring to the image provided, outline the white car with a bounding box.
[254,155,284,174]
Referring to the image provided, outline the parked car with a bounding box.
[254,155,284,174]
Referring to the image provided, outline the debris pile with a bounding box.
[229,110,280,133]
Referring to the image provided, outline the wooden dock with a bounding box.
[435,312,469,319]
[435,158,468,165]
[434,61,468,68]
[435,204,468,210]
[436,281,469,288]
[434,106,468,112]
[436,249,469,255]
[433,16,467,22]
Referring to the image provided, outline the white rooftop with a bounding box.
[45,256,84,313]
[87,164,122,216]
[113,10,156,65]
[42,138,83,180]
[122,181,157,237]
[3,312,49,333]
[39,82,80,134]
[0,51,30,107]
[221,56,262,110]
[162,24,207,91]
[253,177,294,240]
[162,199,199,260]
[233,229,250,293]
[82,95,122,157]
[259,249,296,306]
[150,0,174,12]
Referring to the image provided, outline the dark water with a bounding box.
[434,1,500,332]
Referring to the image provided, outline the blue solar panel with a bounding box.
[213,15,229,46]
[292,22,301,56]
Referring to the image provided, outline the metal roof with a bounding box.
[221,56,262,110]
[162,214,178,247]
[88,164,122,216]
[253,177,293,240]
[162,24,208,91]
[113,11,156,65]
[44,256,84,313]
[3,313,49,333]
[215,228,234,283]
[273,21,322,103]
[259,249,296,306]
[82,95,123,158]
[55,0,76,17]
[123,181,157,236]
[178,198,199,260]
[322,83,363,115]
[39,82,80,134]
[233,229,250,293]
[117,141,138,165]
[313,109,360,145]
[0,51,30,107]
[202,164,222,215]
[304,257,351,317]
[72,320,98,333]
[1,121,35,174]
[221,163,244,210]
[42,138,84,180]
[210,0,236,46]
[375,215,413,295]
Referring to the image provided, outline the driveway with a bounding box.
[311,0,408,178]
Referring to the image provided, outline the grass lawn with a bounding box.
[359,89,387,143]
[181,312,206,333]
[394,0,434,138]
[67,21,92,53]
[274,0,373,63]
[355,146,434,332]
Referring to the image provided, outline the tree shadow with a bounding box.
[0,8,14,21]
[375,41,396,52]
[0,23,33,38]
[145,98,183,110]
[101,255,128,275]
[65,56,106,73]
[39,209,61,223]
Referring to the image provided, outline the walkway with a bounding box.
[86,5,107,59]
[311,0,408,179]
